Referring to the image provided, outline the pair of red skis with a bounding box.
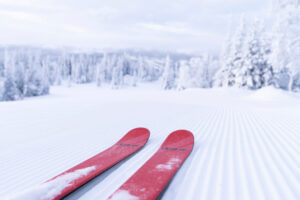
[46,128,194,200]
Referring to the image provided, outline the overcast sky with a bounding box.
[0,0,272,54]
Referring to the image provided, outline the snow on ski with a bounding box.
[8,128,150,200]
[108,130,194,200]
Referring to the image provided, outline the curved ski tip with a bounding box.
[117,128,150,147]
[132,127,150,133]
[130,127,150,135]
[171,129,194,139]
[162,129,194,148]
[126,127,150,140]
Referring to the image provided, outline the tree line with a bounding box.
[0,0,299,101]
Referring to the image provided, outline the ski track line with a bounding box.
[249,110,299,199]
[204,107,231,200]
[245,111,288,199]
[157,107,211,199]
[175,108,218,199]
[199,107,226,200]
[169,108,220,200]
[258,111,300,150]
[194,108,220,143]
[252,112,299,171]
[172,107,221,200]
[248,112,300,198]
[235,110,256,200]
[266,111,300,140]
[239,109,267,199]
[261,112,300,155]
[273,113,300,141]
[212,108,234,200]
[228,109,236,199]
[274,111,300,141]
[220,108,235,200]
[257,111,300,168]
[235,111,251,200]
[188,107,227,200]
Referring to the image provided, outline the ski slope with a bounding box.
[0,84,299,200]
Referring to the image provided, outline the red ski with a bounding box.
[108,130,194,200]
[45,127,150,200]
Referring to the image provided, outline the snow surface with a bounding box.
[4,166,96,200]
[0,84,299,200]
[246,86,295,101]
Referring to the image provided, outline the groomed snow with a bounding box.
[0,84,299,200]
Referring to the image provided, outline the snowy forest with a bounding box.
[0,0,299,101]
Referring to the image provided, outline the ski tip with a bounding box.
[169,129,194,139]
[161,129,194,150]
[132,127,150,133]
[129,127,150,137]
[117,127,150,146]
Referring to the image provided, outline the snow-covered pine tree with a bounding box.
[2,50,18,101]
[96,53,107,87]
[122,53,135,86]
[0,50,5,79]
[144,57,164,82]
[162,55,177,89]
[194,55,212,88]
[0,80,3,100]
[72,54,82,84]
[2,70,17,101]
[25,51,49,97]
[177,60,190,90]
[131,57,139,87]
[66,55,73,87]
[44,55,56,85]
[14,61,26,97]
[60,50,68,83]
[87,55,96,83]
[42,58,50,94]
[106,54,117,81]
[214,15,247,87]
[111,56,124,89]
[271,0,300,91]
[54,55,63,85]
[10,49,26,97]
[235,19,273,89]
[78,54,87,83]
[213,16,233,87]
[137,56,145,83]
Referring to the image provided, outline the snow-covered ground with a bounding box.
[0,84,299,200]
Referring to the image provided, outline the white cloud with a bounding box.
[0,0,35,6]
[0,0,272,54]
[86,7,117,18]
[138,22,217,38]
[62,24,90,34]
[0,10,43,23]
